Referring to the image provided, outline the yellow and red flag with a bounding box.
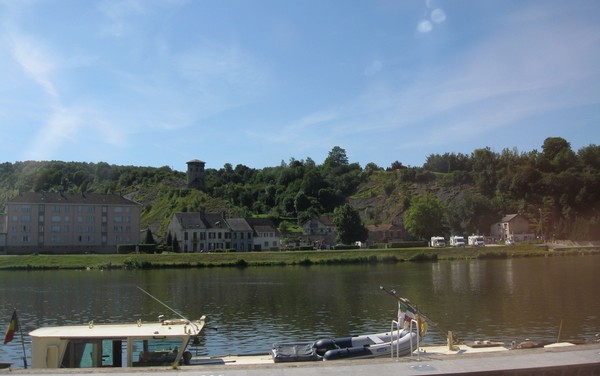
[3,310,18,344]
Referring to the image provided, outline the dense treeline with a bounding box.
[420,137,600,240]
[1,138,599,241]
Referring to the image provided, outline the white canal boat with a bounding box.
[28,316,206,369]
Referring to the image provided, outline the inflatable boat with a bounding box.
[317,329,418,360]
[271,329,418,362]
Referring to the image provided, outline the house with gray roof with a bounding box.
[490,213,534,243]
[168,212,257,252]
[246,217,280,251]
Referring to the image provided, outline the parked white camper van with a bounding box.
[468,235,485,247]
[449,236,466,247]
[430,236,446,247]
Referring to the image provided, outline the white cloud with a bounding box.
[7,33,59,99]
[96,0,147,37]
[417,20,433,33]
[430,8,446,24]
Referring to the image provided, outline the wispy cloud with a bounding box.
[7,33,59,99]
[259,1,600,161]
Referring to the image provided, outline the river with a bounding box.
[0,255,598,367]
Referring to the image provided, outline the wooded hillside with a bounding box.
[1,138,599,241]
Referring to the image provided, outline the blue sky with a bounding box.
[1,0,599,171]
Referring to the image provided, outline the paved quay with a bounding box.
[7,343,600,376]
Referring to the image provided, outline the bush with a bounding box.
[387,241,428,248]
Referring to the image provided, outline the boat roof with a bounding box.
[29,317,205,340]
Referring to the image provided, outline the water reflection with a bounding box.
[0,256,598,367]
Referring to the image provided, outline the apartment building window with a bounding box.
[22,215,31,222]
[22,225,31,232]
[51,225,60,233]
[184,232,188,241]
[64,205,70,212]
[51,215,60,222]
[52,205,61,212]
[114,207,123,213]
[22,205,31,212]
[22,235,30,242]
[38,225,44,232]
[114,216,123,223]
[102,206,108,213]
[11,215,17,222]
[39,204,45,212]
[64,215,70,222]
[39,215,44,222]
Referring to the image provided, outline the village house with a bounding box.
[246,217,280,251]
[366,223,405,247]
[301,215,336,249]
[490,214,535,242]
[2,192,141,254]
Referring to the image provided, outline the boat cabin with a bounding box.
[29,316,206,369]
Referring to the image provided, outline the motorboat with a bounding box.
[28,316,206,369]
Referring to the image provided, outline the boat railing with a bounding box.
[390,318,420,359]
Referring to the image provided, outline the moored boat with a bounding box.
[28,315,206,369]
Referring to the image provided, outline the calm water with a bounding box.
[0,255,599,367]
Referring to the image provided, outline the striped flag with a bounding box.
[3,310,18,344]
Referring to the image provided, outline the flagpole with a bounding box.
[15,310,27,369]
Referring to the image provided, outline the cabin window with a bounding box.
[131,338,183,367]
[61,339,123,368]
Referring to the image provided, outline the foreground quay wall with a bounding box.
[6,343,600,376]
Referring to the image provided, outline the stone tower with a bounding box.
[186,159,205,189]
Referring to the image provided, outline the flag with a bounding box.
[3,310,18,344]
[397,298,417,328]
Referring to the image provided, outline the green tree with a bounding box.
[333,204,368,245]
[143,228,155,244]
[172,234,180,253]
[404,193,446,240]
[166,231,173,247]
[323,146,349,169]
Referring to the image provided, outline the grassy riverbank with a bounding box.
[1,244,599,270]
